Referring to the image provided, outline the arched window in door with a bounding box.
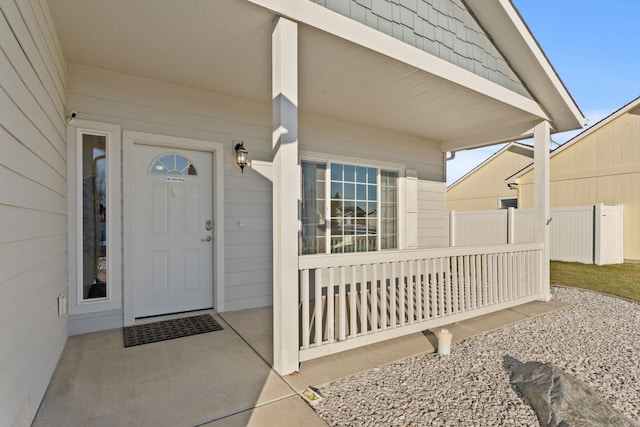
[149,153,197,176]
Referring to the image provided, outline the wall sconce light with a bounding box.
[234,141,248,173]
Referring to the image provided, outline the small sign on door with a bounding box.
[166,176,185,183]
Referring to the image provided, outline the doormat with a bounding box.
[123,314,223,347]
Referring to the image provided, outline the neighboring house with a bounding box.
[509,96,640,261]
[447,142,533,211]
[1,0,586,424]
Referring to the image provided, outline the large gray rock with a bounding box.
[511,361,638,427]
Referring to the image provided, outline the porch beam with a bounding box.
[272,17,299,375]
[533,120,551,301]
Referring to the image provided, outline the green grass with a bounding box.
[550,261,640,303]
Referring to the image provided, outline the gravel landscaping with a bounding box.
[312,286,640,426]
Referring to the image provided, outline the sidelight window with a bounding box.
[70,123,122,314]
[81,134,108,300]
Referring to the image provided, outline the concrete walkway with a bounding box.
[33,299,568,426]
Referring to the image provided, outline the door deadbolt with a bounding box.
[205,220,213,231]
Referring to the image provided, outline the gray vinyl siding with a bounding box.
[310,0,531,98]
[0,0,68,425]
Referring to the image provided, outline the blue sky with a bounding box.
[446,0,640,185]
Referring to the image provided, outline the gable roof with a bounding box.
[506,95,640,183]
[448,141,533,190]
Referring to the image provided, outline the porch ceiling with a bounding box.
[48,0,545,150]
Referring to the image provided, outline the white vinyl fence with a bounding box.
[449,204,623,265]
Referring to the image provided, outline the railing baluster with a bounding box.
[481,254,488,307]
[327,267,335,343]
[495,254,501,303]
[464,255,470,309]
[399,261,406,326]
[521,251,526,297]
[456,255,461,310]
[415,259,422,321]
[371,263,378,332]
[505,254,516,301]
[531,250,536,294]
[490,254,497,304]
[430,258,435,317]
[301,269,310,349]
[522,252,527,297]
[451,256,459,313]
[444,256,451,315]
[522,251,528,297]
[495,254,500,303]
[423,259,430,320]
[437,258,444,317]
[496,253,502,303]
[502,253,508,302]
[390,262,397,328]
[424,260,429,320]
[361,264,368,335]
[471,254,477,309]
[484,255,490,305]
[314,269,322,346]
[526,250,532,295]
[350,265,357,338]
[512,253,516,299]
[459,256,464,312]
[516,252,520,299]
[502,253,513,301]
[381,263,388,330]
[504,253,509,302]
[339,266,346,341]
[463,256,468,312]
[408,260,415,323]
[407,261,416,324]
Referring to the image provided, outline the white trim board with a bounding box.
[122,131,225,326]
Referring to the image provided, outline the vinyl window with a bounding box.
[301,160,398,254]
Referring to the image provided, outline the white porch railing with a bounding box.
[298,242,544,361]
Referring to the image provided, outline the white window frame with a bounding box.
[300,151,406,254]
[67,120,122,315]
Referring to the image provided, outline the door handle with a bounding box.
[202,236,212,242]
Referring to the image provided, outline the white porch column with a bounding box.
[272,17,299,375]
[533,120,551,301]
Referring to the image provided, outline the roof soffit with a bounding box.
[47,0,567,150]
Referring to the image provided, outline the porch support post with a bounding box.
[533,120,551,301]
[272,17,299,375]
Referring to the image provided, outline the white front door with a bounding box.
[133,144,213,318]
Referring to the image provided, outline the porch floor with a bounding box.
[33,300,568,426]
